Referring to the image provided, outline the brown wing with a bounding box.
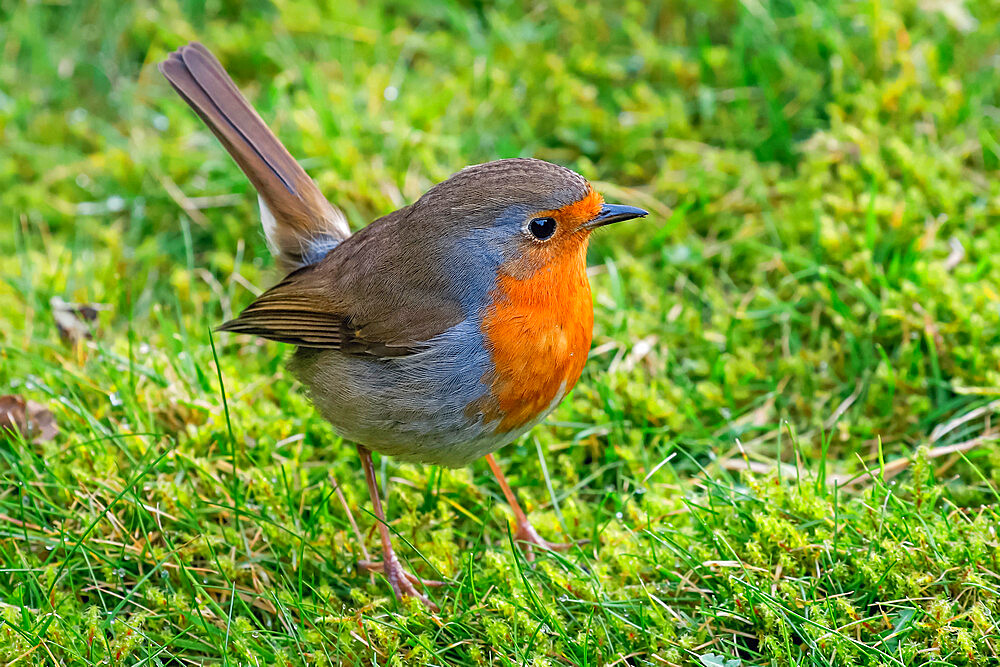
[216,268,347,348]
[159,42,349,271]
[217,207,468,356]
[218,265,421,356]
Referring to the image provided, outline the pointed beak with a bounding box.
[584,203,649,230]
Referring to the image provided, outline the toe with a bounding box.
[358,559,382,573]
[399,569,448,587]
[512,522,583,555]
[394,570,438,610]
[359,558,444,610]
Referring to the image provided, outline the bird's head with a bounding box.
[412,158,647,282]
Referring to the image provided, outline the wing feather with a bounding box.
[217,262,432,357]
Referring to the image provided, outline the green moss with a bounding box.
[3,0,1000,664]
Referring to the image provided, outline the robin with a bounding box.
[160,43,647,610]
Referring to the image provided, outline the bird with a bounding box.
[159,42,647,610]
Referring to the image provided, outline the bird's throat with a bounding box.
[470,240,594,433]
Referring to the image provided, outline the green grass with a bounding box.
[2,0,1000,664]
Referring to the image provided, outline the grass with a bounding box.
[2,0,1000,664]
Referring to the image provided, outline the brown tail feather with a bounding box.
[159,42,349,270]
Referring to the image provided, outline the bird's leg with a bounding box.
[355,445,444,610]
[485,453,578,562]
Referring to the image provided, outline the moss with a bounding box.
[3,0,1000,664]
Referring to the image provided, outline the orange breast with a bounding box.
[472,240,594,433]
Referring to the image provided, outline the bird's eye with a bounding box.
[528,217,557,241]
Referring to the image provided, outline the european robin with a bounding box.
[160,43,647,610]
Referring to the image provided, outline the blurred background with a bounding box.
[2,1,999,664]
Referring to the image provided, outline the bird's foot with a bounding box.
[513,520,587,562]
[358,557,445,611]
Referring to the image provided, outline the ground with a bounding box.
[2,1,1000,665]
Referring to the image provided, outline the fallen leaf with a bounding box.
[0,394,28,436]
[50,296,108,343]
[0,394,59,443]
[27,401,59,442]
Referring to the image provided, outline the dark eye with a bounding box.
[528,217,557,240]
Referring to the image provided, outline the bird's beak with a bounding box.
[584,203,649,230]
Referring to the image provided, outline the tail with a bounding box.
[159,42,349,271]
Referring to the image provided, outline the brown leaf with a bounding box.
[0,394,28,436]
[0,394,59,443]
[27,401,59,442]
[50,296,108,343]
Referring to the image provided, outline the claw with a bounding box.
[358,556,443,610]
[513,521,588,562]
[358,560,447,588]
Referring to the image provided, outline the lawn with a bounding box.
[2,0,1000,664]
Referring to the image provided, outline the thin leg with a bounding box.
[355,445,444,610]
[485,453,578,561]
